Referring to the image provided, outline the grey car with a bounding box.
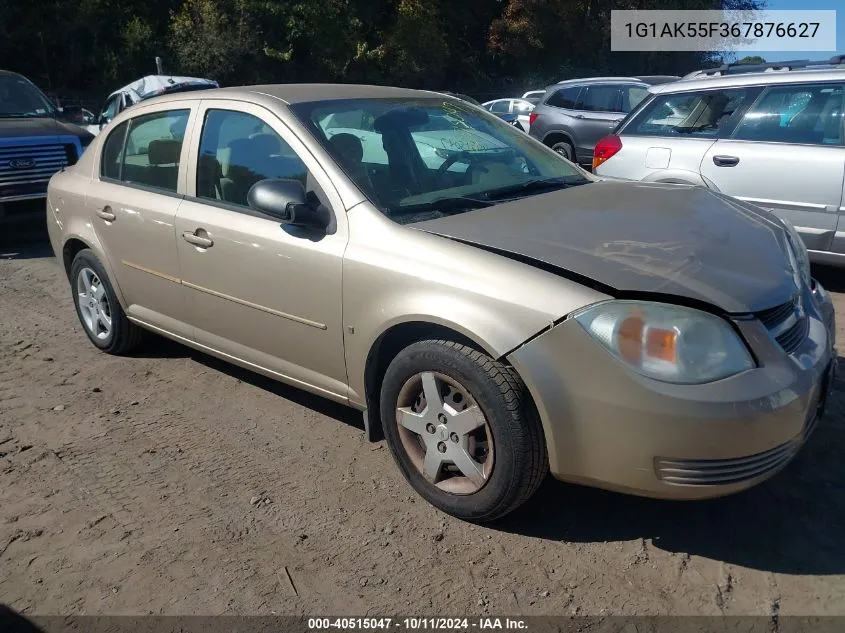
[528,76,677,165]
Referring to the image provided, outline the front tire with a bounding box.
[380,340,548,522]
[70,249,142,354]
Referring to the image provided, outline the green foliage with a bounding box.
[737,55,767,64]
[0,0,767,104]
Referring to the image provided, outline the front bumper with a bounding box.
[508,284,836,499]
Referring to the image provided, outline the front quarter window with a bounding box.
[292,97,591,222]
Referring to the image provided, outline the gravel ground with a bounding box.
[1,223,845,616]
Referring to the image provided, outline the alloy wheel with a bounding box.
[395,371,495,495]
[76,267,112,340]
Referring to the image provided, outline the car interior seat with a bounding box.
[328,133,375,194]
[125,138,180,191]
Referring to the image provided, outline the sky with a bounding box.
[742,0,842,61]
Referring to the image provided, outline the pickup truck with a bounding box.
[0,70,93,220]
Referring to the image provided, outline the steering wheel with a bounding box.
[437,151,477,184]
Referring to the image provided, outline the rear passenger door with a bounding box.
[86,102,196,337]
[174,99,349,399]
[700,82,845,253]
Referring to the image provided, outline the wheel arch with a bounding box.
[361,319,506,441]
[60,233,128,307]
[640,169,709,188]
[542,130,575,149]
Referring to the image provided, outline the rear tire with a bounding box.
[70,249,142,354]
[380,339,548,522]
[550,140,574,162]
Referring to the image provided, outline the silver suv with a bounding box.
[527,76,678,165]
[594,57,845,266]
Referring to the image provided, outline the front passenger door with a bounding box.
[175,101,349,400]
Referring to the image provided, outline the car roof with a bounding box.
[555,76,657,87]
[132,83,447,107]
[651,67,845,94]
[0,69,34,81]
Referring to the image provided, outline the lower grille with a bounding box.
[776,314,809,354]
[754,295,808,355]
[655,441,798,486]
[0,180,48,200]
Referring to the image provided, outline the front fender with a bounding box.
[342,204,610,405]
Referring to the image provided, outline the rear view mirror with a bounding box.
[247,178,329,229]
[373,107,430,132]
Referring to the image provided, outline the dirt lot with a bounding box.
[2,223,845,617]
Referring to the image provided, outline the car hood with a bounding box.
[0,115,90,140]
[412,181,797,314]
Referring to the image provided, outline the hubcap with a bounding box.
[76,267,112,340]
[395,371,494,495]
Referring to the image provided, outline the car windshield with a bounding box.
[0,74,55,118]
[291,97,590,222]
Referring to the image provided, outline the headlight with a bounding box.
[781,219,811,289]
[574,301,754,384]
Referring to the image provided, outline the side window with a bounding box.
[581,85,623,113]
[490,100,509,114]
[625,89,750,138]
[545,87,581,109]
[100,121,128,180]
[197,109,308,206]
[121,109,190,193]
[733,83,844,145]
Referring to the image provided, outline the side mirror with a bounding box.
[247,178,329,229]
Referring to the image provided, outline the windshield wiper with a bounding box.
[390,196,493,216]
[0,112,44,119]
[482,177,574,201]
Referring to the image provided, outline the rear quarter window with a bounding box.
[622,88,751,138]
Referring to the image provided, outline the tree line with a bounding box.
[0,0,763,104]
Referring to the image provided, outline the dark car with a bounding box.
[528,76,678,166]
[0,70,93,219]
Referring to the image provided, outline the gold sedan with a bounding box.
[47,84,836,521]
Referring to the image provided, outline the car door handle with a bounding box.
[573,114,585,119]
[96,206,115,221]
[182,230,214,248]
[712,155,740,167]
